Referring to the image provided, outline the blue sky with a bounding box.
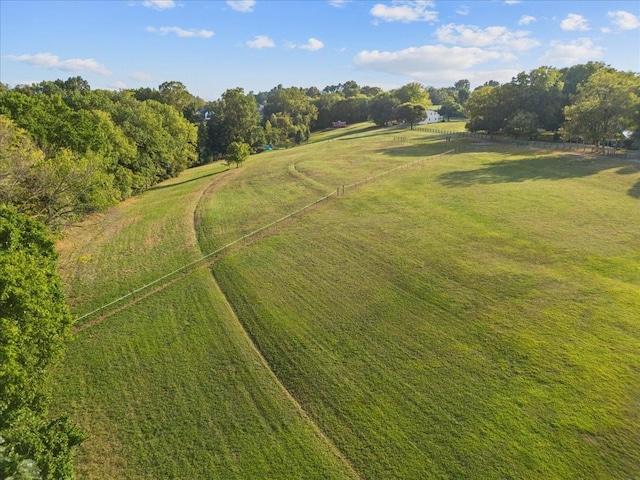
[1,0,639,100]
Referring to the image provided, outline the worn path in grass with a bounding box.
[196,136,640,479]
[52,155,360,479]
[52,123,640,478]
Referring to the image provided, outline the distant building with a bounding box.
[332,120,347,128]
[418,110,441,124]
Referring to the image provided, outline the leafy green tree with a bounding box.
[396,103,426,129]
[225,141,250,168]
[454,79,471,104]
[201,88,262,160]
[341,80,361,98]
[0,207,83,479]
[145,100,198,178]
[465,85,509,134]
[393,82,432,108]
[563,70,640,145]
[263,86,318,131]
[0,115,45,209]
[312,93,341,130]
[360,85,383,97]
[330,96,369,124]
[369,93,400,126]
[439,98,465,120]
[509,67,565,132]
[0,116,118,226]
[305,86,321,98]
[505,110,539,139]
[158,81,191,112]
[560,61,608,97]
[158,81,205,122]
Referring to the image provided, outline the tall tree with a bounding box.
[563,70,640,145]
[454,79,471,104]
[393,82,432,108]
[439,98,465,121]
[396,103,426,129]
[465,85,509,134]
[202,88,262,160]
[369,93,399,126]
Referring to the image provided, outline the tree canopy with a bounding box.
[0,207,83,479]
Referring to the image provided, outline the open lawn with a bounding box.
[52,122,640,478]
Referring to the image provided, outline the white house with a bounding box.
[418,110,441,125]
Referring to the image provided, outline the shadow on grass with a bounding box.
[437,155,640,199]
[148,167,225,191]
[336,126,401,141]
[309,124,381,143]
[628,180,640,199]
[377,140,465,158]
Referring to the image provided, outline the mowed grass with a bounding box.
[50,157,359,478]
[197,134,640,478]
[51,123,640,478]
[52,269,356,479]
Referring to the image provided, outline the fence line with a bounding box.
[404,126,640,159]
[74,149,455,325]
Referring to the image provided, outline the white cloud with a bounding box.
[436,24,540,51]
[600,27,612,34]
[504,0,520,4]
[130,71,153,82]
[540,38,603,65]
[6,52,111,76]
[608,10,640,30]
[141,0,176,9]
[353,44,518,86]
[299,38,324,51]
[226,0,255,13]
[370,1,437,23]
[329,0,351,6]
[246,35,275,49]
[518,15,536,26]
[456,5,469,16]
[354,44,509,73]
[560,13,589,31]
[146,26,214,38]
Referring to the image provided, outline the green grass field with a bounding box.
[51,122,640,478]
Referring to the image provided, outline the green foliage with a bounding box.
[369,93,400,126]
[0,116,118,227]
[438,98,465,120]
[466,85,508,134]
[564,69,640,145]
[505,110,539,139]
[395,102,426,129]
[201,88,262,160]
[262,86,318,141]
[1,436,42,480]
[0,207,81,479]
[393,82,432,108]
[0,78,198,221]
[225,141,250,168]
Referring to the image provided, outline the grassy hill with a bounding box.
[51,122,640,478]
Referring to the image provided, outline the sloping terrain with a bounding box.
[52,123,640,478]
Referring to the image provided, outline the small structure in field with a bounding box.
[332,120,347,128]
[418,110,441,125]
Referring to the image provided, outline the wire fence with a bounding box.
[74,149,456,325]
[404,126,640,159]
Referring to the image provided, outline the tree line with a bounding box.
[465,62,640,147]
